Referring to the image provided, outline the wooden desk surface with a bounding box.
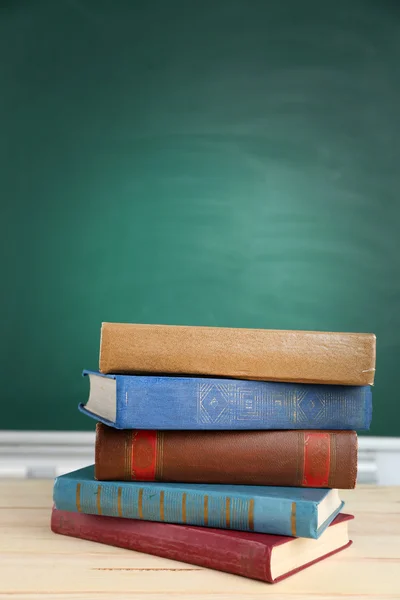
[0,481,399,600]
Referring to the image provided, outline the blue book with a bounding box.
[79,370,372,430]
[53,466,344,539]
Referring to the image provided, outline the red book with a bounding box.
[51,508,353,583]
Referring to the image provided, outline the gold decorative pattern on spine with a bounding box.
[328,433,337,488]
[239,498,246,530]
[76,483,81,513]
[117,487,122,517]
[248,498,255,531]
[124,431,133,480]
[182,493,187,523]
[291,502,297,536]
[204,495,209,526]
[155,432,164,480]
[225,497,231,528]
[138,488,143,519]
[97,485,102,515]
[297,430,304,486]
[160,491,165,521]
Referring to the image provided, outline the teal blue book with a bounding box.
[79,370,372,430]
[53,466,344,539]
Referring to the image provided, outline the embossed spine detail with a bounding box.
[204,495,209,526]
[138,488,144,519]
[291,502,297,536]
[328,433,338,488]
[124,431,133,480]
[159,491,165,521]
[225,498,231,528]
[158,491,255,529]
[191,377,371,427]
[96,485,102,515]
[302,432,331,487]
[182,493,187,523]
[131,431,157,481]
[155,432,164,480]
[117,487,122,517]
[76,483,81,513]
[248,499,255,531]
[296,431,304,486]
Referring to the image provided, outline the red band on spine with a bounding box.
[302,432,331,487]
[131,431,157,481]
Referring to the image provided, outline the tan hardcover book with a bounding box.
[99,323,376,385]
[95,424,358,489]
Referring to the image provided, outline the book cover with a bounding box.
[51,509,353,583]
[53,466,344,539]
[99,322,376,385]
[95,425,358,489]
[80,371,372,430]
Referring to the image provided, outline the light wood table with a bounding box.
[0,481,399,600]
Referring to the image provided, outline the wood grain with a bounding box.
[0,481,399,599]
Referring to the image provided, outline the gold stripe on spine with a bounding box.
[155,432,164,480]
[97,485,102,515]
[248,499,255,531]
[204,495,209,526]
[182,493,187,523]
[124,431,128,479]
[328,433,337,488]
[235,497,241,529]
[124,431,132,480]
[117,487,122,517]
[297,431,304,486]
[160,491,165,521]
[138,488,144,519]
[291,502,297,536]
[76,483,81,513]
[225,497,231,528]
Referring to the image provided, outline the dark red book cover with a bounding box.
[51,508,353,583]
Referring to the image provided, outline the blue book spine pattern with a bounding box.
[53,468,343,539]
[80,371,372,430]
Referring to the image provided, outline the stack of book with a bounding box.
[52,323,376,583]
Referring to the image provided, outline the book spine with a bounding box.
[99,322,376,385]
[52,476,318,538]
[95,426,358,489]
[51,509,271,582]
[109,375,372,430]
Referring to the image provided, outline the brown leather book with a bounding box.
[99,323,376,385]
[95,424,358,489]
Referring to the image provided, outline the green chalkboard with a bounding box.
[1,0,399,434]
